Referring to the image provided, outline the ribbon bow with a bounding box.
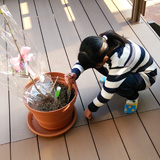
[10,46,33,75]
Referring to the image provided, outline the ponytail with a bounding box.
[99,30,129,48]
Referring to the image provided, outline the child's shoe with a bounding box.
[99,76,107,83]
[124,98,138,114]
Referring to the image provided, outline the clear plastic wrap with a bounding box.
[23,74,70,111]
[0,5,64,108]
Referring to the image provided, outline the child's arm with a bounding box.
[71,61,85,80]
[65,61,85,84]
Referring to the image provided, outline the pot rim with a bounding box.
[23,72,77,113]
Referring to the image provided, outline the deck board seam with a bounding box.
[149,88,160,106]
[79,0,98,35]
[4,0,12,156]
[8,79,12,160]
[2,0,12,154]
[113,118,131,160]
[88,123,101,160]
[94,0,114,31]
[48,0,73,70]
[65,0,82,41]
[37,136,42,160]
[32,0,51,72]
[64,134,71,160]
[137,112,160,158]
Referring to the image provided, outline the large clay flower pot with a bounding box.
[23,72,77,137]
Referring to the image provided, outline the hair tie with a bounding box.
[100,38,108,53]
[103,35,108,41]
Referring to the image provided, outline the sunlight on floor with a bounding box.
[22,16,32,30]
[104,0,131,13]
[20,2,29,15]
[103,0,117,13]
[61,0,68,5]
[64,6,75,22]
[20,2,32,30]
[61,0,76,22]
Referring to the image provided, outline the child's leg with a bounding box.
[116,73,145,114]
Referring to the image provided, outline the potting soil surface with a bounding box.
[28,83,74,111]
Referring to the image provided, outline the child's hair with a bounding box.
[78,30,129,69]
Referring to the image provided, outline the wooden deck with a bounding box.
[0,0,160,159]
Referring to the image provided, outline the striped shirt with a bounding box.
[71,40,157,112]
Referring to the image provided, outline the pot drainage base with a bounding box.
[27,106,77,137]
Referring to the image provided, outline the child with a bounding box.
[65,30,157,119]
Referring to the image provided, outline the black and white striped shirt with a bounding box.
[71,40,157,112]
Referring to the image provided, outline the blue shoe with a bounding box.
[99,76,107,84]
[124,98,138,114]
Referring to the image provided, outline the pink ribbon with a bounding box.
[10,46,33,73]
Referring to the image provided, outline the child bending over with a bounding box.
[65,30,157,119]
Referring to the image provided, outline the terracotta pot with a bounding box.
[23,72,77,134]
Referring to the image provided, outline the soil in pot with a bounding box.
[28,83,75,112]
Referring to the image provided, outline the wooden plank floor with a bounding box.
[0,0,160,159]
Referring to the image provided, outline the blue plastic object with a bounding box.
[99,76,106,84]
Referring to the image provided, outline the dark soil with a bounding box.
[28,83,74,112]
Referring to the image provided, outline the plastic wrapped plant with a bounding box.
[0,5,77,136]
[0,5,70,111]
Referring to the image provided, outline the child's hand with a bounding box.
[64,73,76,84]
[84,107,92,119]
